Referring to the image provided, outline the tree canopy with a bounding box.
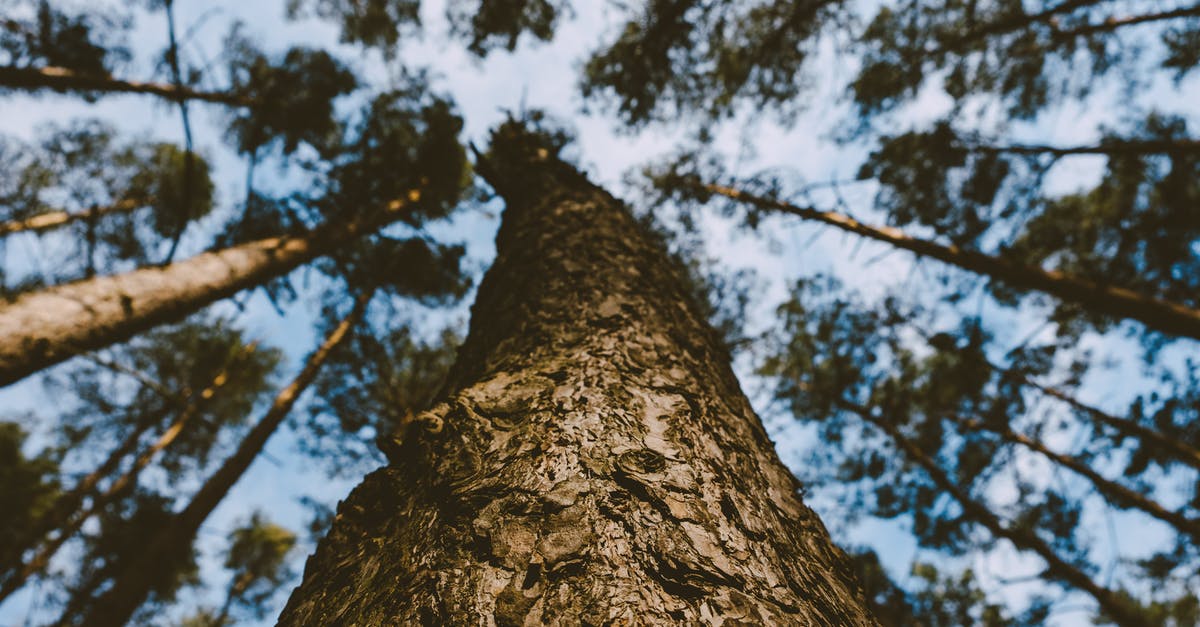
[0,0,1196,624]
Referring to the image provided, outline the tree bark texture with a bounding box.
[706,183,1200,341]
[0,194,419,388]
[278,130,874,625]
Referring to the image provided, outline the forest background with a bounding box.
[1,0,1198,625]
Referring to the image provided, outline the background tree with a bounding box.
[175,512,297,627]
[0,314,279,605]
[0,1,474,621]
[2,0,1197,623]
[760,276,1199,624]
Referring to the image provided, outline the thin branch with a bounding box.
[0,199,144,238]
[941,0,1110,49]
[1053,4,1200,39]
[706,181,1200,341]
[161,0,196,265]
[847,400,1147,627]
[0,66,252,106]
[80,352,180,406]
[967,137,1200,156]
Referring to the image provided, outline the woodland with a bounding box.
[0,0,1197,625]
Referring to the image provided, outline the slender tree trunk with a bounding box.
[277,126,873,625]
[0,193,420,388]
[706,183,1200,341]
[212,575,247,627]
[0,368,231,603]
[0,200,143,238]
[992,364,1200,471]
[848,403,1144,626]
[968,138,1200,157]
[0,66,251,107]
[955,415,1200,539]
[941,0,1107,49]
[79,292,370,627]
[1054,5,1200,39]
[158,0,197,266]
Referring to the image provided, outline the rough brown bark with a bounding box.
[0,66,251,107]
[278,127,873,625]
[79,291,369,626]
[0,193,419,388]
[0,199,143,238]
[707,183,1200,341]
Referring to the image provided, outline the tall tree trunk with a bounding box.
[277,126,873,625]
[705,183,1200,341]
[0,193,419,388]
[0,199,143,238]
[79,291,370,627]
[0,66,250,107]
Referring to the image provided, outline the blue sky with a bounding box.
[2,0,1197,624]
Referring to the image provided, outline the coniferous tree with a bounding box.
[279,119,874,624]
[761,275,1198,625]
[0,121,215,291]
[177,513,297,627]
[0,422,61,579]
[851,548,1041,626]
[0,79,468,388]
[0,316,279,604]
[2,0,1195,623]
[53,490,201,626]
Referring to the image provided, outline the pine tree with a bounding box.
[278,120,874,624]
[0,317,278,604]
[80,291,370,625]
[0,5,475,621]
[3,0,1196,623]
